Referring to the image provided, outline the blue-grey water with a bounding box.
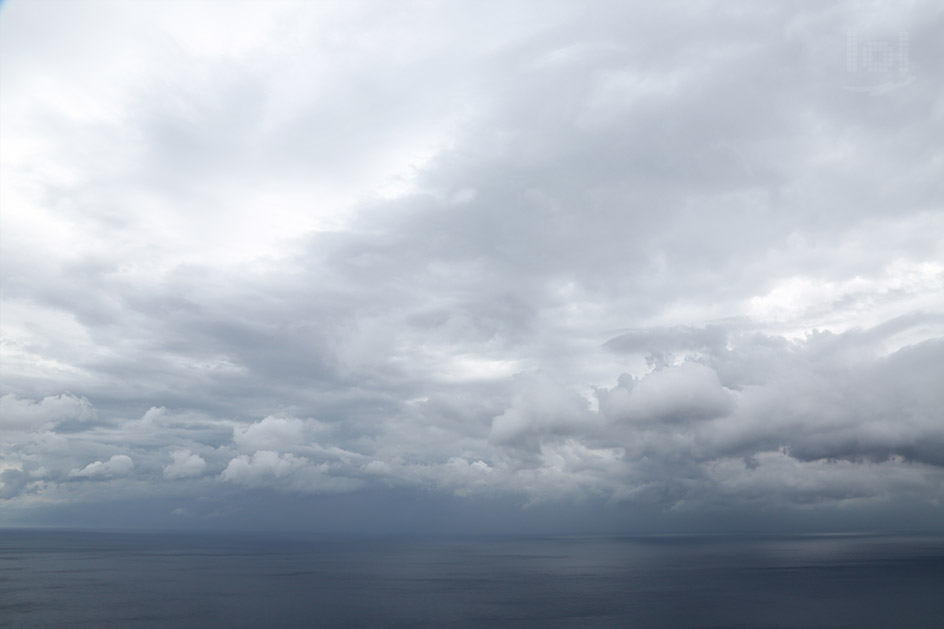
[1,530,942,628]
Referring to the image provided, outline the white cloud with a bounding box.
[68,455,135,479]
[232,415,310,452]
[0,393,95,431]
[601,362,732,425]
[163,449,208,479]
[220,450,358,493]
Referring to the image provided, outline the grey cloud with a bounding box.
[1,321,941,520]
[0,468,31,500]
[1,0,941,531]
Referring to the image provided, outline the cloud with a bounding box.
[0,393,96,431]
[233,415,318,452]
[1,1,942,531]
[0,467,31,500]
[490,372,596,451]
[68,455,135,479]
[2,321,941,521]
[220,451,359,493]
[601,362,733,425]
[163,449,208,480]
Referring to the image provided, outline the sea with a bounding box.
[1,530,942,628]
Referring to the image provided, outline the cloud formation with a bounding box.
[1,0,941,531]
[69,455,135,479]
[163,449,207,480]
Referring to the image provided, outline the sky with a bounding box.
[1,0,942,534]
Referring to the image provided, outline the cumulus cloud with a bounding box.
[490,372,596,451]
[0,393,95,431]
[232,415,327,452]
[68,455,135,479]
[163,449,208,479]
[220,451,358,493]
[600,362,733,425]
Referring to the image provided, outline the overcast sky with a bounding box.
[1,0,942,534]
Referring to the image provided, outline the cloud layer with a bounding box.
[1,0,942,532]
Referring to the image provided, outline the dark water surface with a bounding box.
[1,530,942,627]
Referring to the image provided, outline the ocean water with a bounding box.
[1,530,942,628]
